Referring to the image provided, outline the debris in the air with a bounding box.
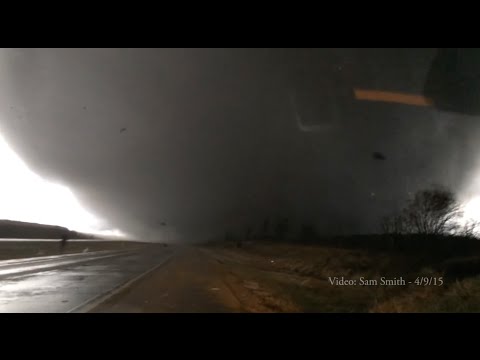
[300,279,310,286]
[120,127,127,133]
[243,281,260,290]
[372,152,386,160]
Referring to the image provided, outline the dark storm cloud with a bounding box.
[0,49,290,240]
[0,48,478,241]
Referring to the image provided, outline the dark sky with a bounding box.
[0,48,478,241]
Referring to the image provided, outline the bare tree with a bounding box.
[382,186,465,236]
[275,217,289,241]
[245,226,253,241]
[262,218,270,239]
[381,214,405,235]
[403,187,462,235]
[458,219,480,239]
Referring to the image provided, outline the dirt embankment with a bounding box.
[201,241,480,313]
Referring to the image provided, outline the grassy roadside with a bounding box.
[201,241,480,312]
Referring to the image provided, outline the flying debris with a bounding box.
[289,92,331,133]
[160,222,167,226]
[372,152,386,160]
[120,128,127,133]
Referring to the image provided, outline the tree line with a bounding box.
[224,186,480,248]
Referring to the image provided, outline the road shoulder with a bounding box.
[91,246,244,313]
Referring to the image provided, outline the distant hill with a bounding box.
[0,220,96,239]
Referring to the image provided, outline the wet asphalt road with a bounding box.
[0,245,173,313]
